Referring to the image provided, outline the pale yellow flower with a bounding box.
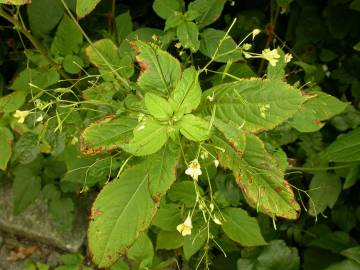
[262,48,280,66]
[214,159,219,168]
[13,110,30,124]
[213,214,222,225]
[252,29,261,40]
[185,159,202,181]
[176,213,192,236]
[284,53,293,63]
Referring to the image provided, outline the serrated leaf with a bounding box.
[88,163,158,268]
[169,67,201,115]
[177,21,200,52]
[133,40,181,95]
[178,114,210,141]
[308,172,341,216]
[201,79,306,133]
[188,0,227,29]
[76,0,101,19]
[123,119,168,156]
[221,207,266,246]
[145,93,173,121]
[51,14,82,56]
[80,116,137,155]
[146,142,180,196]
[320,127,360,162]
[290,91,347,132]
[211,118,246,171]
[200,28,242,63]
[234,134,300,219]
[152,0,182,19]
[85,39,133,79]
[0,127,13,170]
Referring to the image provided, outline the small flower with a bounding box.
[262,48,280,66]
[213,214,222,225]
[252,29,261,40]
[209,203,214,212]
[185,159,202,181]
[243,51,252,59]
[174,42,182,49]
[284,53,293,63]
[242,43,252,51]
[13,110,30,124]
[207,92,215,102]
[176,213,192,236]
[36,115,44,122]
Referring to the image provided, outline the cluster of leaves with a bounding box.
[1,0,360,269]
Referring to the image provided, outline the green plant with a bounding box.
[1,0,360,269]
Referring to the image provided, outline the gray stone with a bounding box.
[0,183,87,253]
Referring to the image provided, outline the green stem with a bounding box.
[289,163,359,172]
[0,5,71,81]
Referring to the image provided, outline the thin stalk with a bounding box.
[289,163,359,172]
[0,5,71,81]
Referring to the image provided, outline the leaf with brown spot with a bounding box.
[132,40,181,95]
[80,115,137,156]
[235,134,300,220]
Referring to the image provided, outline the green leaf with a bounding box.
[82,82,117,102]
[128,233,154,268]
[177,22,200,52]
[133,40,181,95]
[115,11,133,44]
[178,114,210,141]
[0,91,26,113]
[188,0,227,29]
[290,91,347,132]
[325,260,360,270]
[145,93,174,121]
[88,163,158,268]
[0,127,13,171]
[341,246,360,264]
[211,118,246,171]
[308,172,341,216]
[309,231,354,253]
[0,0,31,4]
[146,142,180,196]
[276,0,294,8]
[200,28,242,63]
[183,220,207,260]
[221,207,266,246]
[85,39,133,79]
[201,79,306,133]
[156,230,184,250]
[165,13,185,31]
[80,116,137,155]
[320,127,360,162]
[51,14,83,56]
[12,165,41,214]
[76,0,101,19]
[237,240,300,270]
[49,197,74,231]
[152,203,182,231]
[167,181,198,207]
[152,0,182,19]
[344,165,360,189]
[123,119,169,156]
[11,68,60,93]
[169,67,201,115]
[62,55,84,74]
[235,134,300,219]
[27,0,64,37]
[12,132,40,164]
